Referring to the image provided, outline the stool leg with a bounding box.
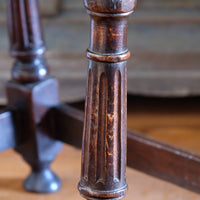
[78,1,136,199]
[6,0,62,193]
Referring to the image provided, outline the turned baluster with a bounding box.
[7,0,48,83]
[6,0,62,193]
[78,0,136,199]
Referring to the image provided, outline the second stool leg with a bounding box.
[6,0,62,193]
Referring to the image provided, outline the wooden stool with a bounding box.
[0,0,199,199]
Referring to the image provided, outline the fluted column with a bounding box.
[7,0,48,83]
[78,0,136,199]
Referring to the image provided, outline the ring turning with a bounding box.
[86,50,131,63]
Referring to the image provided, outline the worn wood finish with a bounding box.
[42,104,200,194]
[77,1,135,199]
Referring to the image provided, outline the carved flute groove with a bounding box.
[79,0,136,199]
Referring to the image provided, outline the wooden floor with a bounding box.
[127,96,200,153]
[0,96,199,199]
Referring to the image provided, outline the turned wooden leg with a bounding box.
[78,0,136,199]
[6,0,62,193]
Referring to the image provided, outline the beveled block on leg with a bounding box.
[6,78,62,193]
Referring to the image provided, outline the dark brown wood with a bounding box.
[6,79,62,193]
[4,0,62,193]
[127,131,200,194]
[6,79,62,171]
[41,104,84,149]
[43,104,200,194]
[7,0,48,83]
[77,0,136,199]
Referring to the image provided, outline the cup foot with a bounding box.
[24,168,61,193]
